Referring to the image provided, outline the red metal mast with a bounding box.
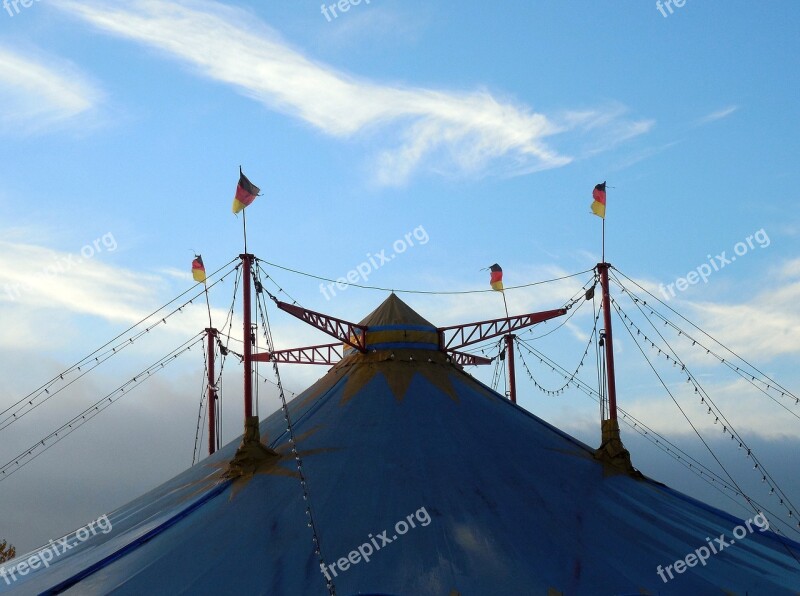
[227,254,279,478]
[593,262,634,471]
[597,262,618,420]
[206,327,218,455]
[505,334,517,404]
[241,254,255,420]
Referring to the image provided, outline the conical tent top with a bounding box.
[354,293,440,354]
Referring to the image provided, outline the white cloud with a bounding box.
[613,264,800,361]
[619,376,799,440]
[318,3,427,48]
[691,294,800,359]
[697,105,738,125]
[612,141,680,171]
[0,233,236,350]
[777,257,800,278]
[554,103,656,158]
[0,231,318,405]
[0,45,102,133]
[57,0,651,185]
[0,237,158,329]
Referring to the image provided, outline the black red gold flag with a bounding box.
[591,181,606,219]
[192,255,206,283]
[232,167,261,214]
[489,264,503,291]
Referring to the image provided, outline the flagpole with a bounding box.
[502,289,515,403]
[242,207,248,254]
[602,218,605,264]
[204,284,213,329]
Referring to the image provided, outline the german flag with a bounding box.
[489,264,504,291]
[192,255,207,283]
[232,167,261,214]
[591,181,606,219]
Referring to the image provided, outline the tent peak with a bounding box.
[354,294,440,354]
[358,294,435,329]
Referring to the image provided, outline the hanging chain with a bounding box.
[253,265,336,595]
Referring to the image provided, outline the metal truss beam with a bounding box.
[275,301,367,352]
[438,308,567,351]
[253,342,343,365]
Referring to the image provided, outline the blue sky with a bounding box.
[1,0,799,553]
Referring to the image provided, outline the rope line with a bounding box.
[0,334,204,481]
[612,300,756,502]
[253,263,336,595]
[611,290,800,530]
[609,275,800,419]
[611,267,797,402]
[0,260,240,431]
[191,334,210,466]
[256,258,593,296]
[516,309,600,397]
[513,335,800,537]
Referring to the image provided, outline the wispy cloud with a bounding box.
[560,103,655,152]
[618,376,798,440]
[0,232,248,351]
[0,45,102,133]
[622,264,800,361]
[0,237,158,328]
[697,105,738,125]
[691,286,800,360]
[611,141,680,171]
[57,0,651,186]
[319,3,427,48]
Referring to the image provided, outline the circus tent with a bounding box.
[4,295,800,595]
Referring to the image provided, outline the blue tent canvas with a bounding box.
[4,295,799,595]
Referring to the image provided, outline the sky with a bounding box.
[1,0,799,555]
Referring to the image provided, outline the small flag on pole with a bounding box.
[489,263,504,291]
[232,167,261,214]
[192,255,207,283]
[591,181,606,219]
